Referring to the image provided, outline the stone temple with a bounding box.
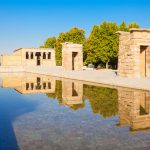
[118,28,150,78]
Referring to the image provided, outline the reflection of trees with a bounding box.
[47,81,118,117]
[69,103,85,111]
[47,80,62,104]
[47,81,85,110]
[84,85,118,118]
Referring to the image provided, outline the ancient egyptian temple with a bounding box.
[0,42,83,71]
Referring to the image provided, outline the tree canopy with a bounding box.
[119,21,140,32]
[84,21,139,68]
[46,81,118,117]
[119,21,129,31]
[84,85,118,118]
[128,22,140,29]
[40,37,56,48]
[84,21,119,68]
[55,27,85,65]
[40,21,139,68]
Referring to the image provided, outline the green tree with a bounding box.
[98,21,119,68]
[47,80,62,103]
[67,27,85,43]
[84,25,100,65]
[40,37,56,48]
[55,33,67,65]
[119,21,139,31]
[40,21,139,68]
[128,22,140,29]
[84,22,119,68]
[84,85,118,118]
[55,27,85,65]
[119,21,129,31]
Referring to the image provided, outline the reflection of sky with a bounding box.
[0,88,39,150]
[0,86,150,150]
[0,0,150,52]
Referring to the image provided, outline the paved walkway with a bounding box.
[0,66,150,90]
[24,66,150,91]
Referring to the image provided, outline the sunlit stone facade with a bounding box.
[62,42,83,70]
[0,48,56,67]
[118,28,150,78]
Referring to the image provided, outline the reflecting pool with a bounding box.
[0,73,150,150]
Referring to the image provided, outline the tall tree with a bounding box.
[55,33,68,65]
[128,22,140,29]
[84,85,118,118]
[99,21,119,68]
[84,22,119,68]
[84,21,139,68]
[84,25,100,65]
[40,37,56,48]
[55,27,85,65]
[40,21,139,68]
[119,21,129,31]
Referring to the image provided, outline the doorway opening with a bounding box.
[72,83,78,97]
[35,52,41,66]
[140,46,148,77]
[72,52,78,70]
[36,77,41,90]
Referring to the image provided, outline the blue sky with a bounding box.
[0,0,150,52]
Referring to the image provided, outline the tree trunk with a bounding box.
[106,61,109,69]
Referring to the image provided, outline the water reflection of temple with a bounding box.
[118,88,150,131]
[2,73,150,132]
[1,74,56,94]
[62,79,83,108]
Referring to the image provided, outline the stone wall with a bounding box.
[118,28,150,78]
[20,48,56,67]
[118,31,133,77]
[1,55,22,66]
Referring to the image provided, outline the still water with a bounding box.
[0,73,150,150]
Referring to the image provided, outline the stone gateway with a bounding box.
[62,42,83,71]
[118,28,150,78]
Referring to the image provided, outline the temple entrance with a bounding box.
[140,46,150,78]
[140,46,147,77]
[72,52,78,70]
[35,52,41,66]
